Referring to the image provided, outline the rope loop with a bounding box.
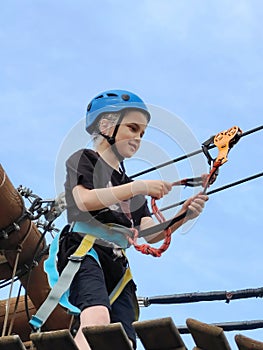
[127,199,172,258]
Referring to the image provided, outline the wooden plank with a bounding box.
[133,317,187,350]
[235,334,263,350]
[0,335,26,350]
[186,318,232,350]
[30,329,78,350]
[82,322,133,350]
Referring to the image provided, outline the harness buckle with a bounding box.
[68,255,85,262]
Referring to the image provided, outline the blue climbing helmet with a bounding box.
[86,89,151,134]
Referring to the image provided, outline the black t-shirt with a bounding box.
[61,149,151,292]
[65,149,151,228]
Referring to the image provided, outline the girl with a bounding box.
[62,90,208,349]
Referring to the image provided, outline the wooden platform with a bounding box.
[133,317,187,349]
[82,322,133,350]
[0,317,262,350]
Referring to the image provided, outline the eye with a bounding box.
[128,124,138,132]
[127,123,145,138]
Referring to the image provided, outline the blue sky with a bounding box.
[1,1,263,349]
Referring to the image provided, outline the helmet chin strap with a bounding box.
[99,111,126,176]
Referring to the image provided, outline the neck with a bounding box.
[96,142,121,171]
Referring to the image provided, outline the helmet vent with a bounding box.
[95,95,104,99]
[106,93,118,97]
[121,94,130,101]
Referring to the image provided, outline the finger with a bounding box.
[186,207,199,219]
[192,198,206,208]
[165,182,173,191]
[189,199,205,212]
[189,204,203,214]
[157,190,164,199]
[196,194,209,201]
[163,187,169,195]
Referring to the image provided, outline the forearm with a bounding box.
[73,182,145,211]
[73,179,175,212]
[144,193,208,243]
[144,208,188,243]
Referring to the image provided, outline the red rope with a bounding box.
[127,198,173,257]
[202,160,221,194]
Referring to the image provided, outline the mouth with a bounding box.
[128,141,138,152]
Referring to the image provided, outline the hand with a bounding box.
[182,192,209,220]
[132,180,172,199]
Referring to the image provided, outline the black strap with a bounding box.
[0,210,31,239]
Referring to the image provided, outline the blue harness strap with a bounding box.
[43,231,81,315]
[30,233,96,330]
[71,221,133,249]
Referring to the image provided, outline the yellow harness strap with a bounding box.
[71,234,96,259]
[109,267,133,305]
[108,251,139,320]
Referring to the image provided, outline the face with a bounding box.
[114,110,148,158]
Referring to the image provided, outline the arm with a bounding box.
[141,193,208,243]
[72,179,173,211]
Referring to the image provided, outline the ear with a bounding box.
[99,118,112,135]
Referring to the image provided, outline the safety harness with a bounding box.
[30,125,242,331]
[29,222,135,331]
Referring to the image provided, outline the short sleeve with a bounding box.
[65,149,98,191]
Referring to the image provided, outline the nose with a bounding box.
[134,133,142,143]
